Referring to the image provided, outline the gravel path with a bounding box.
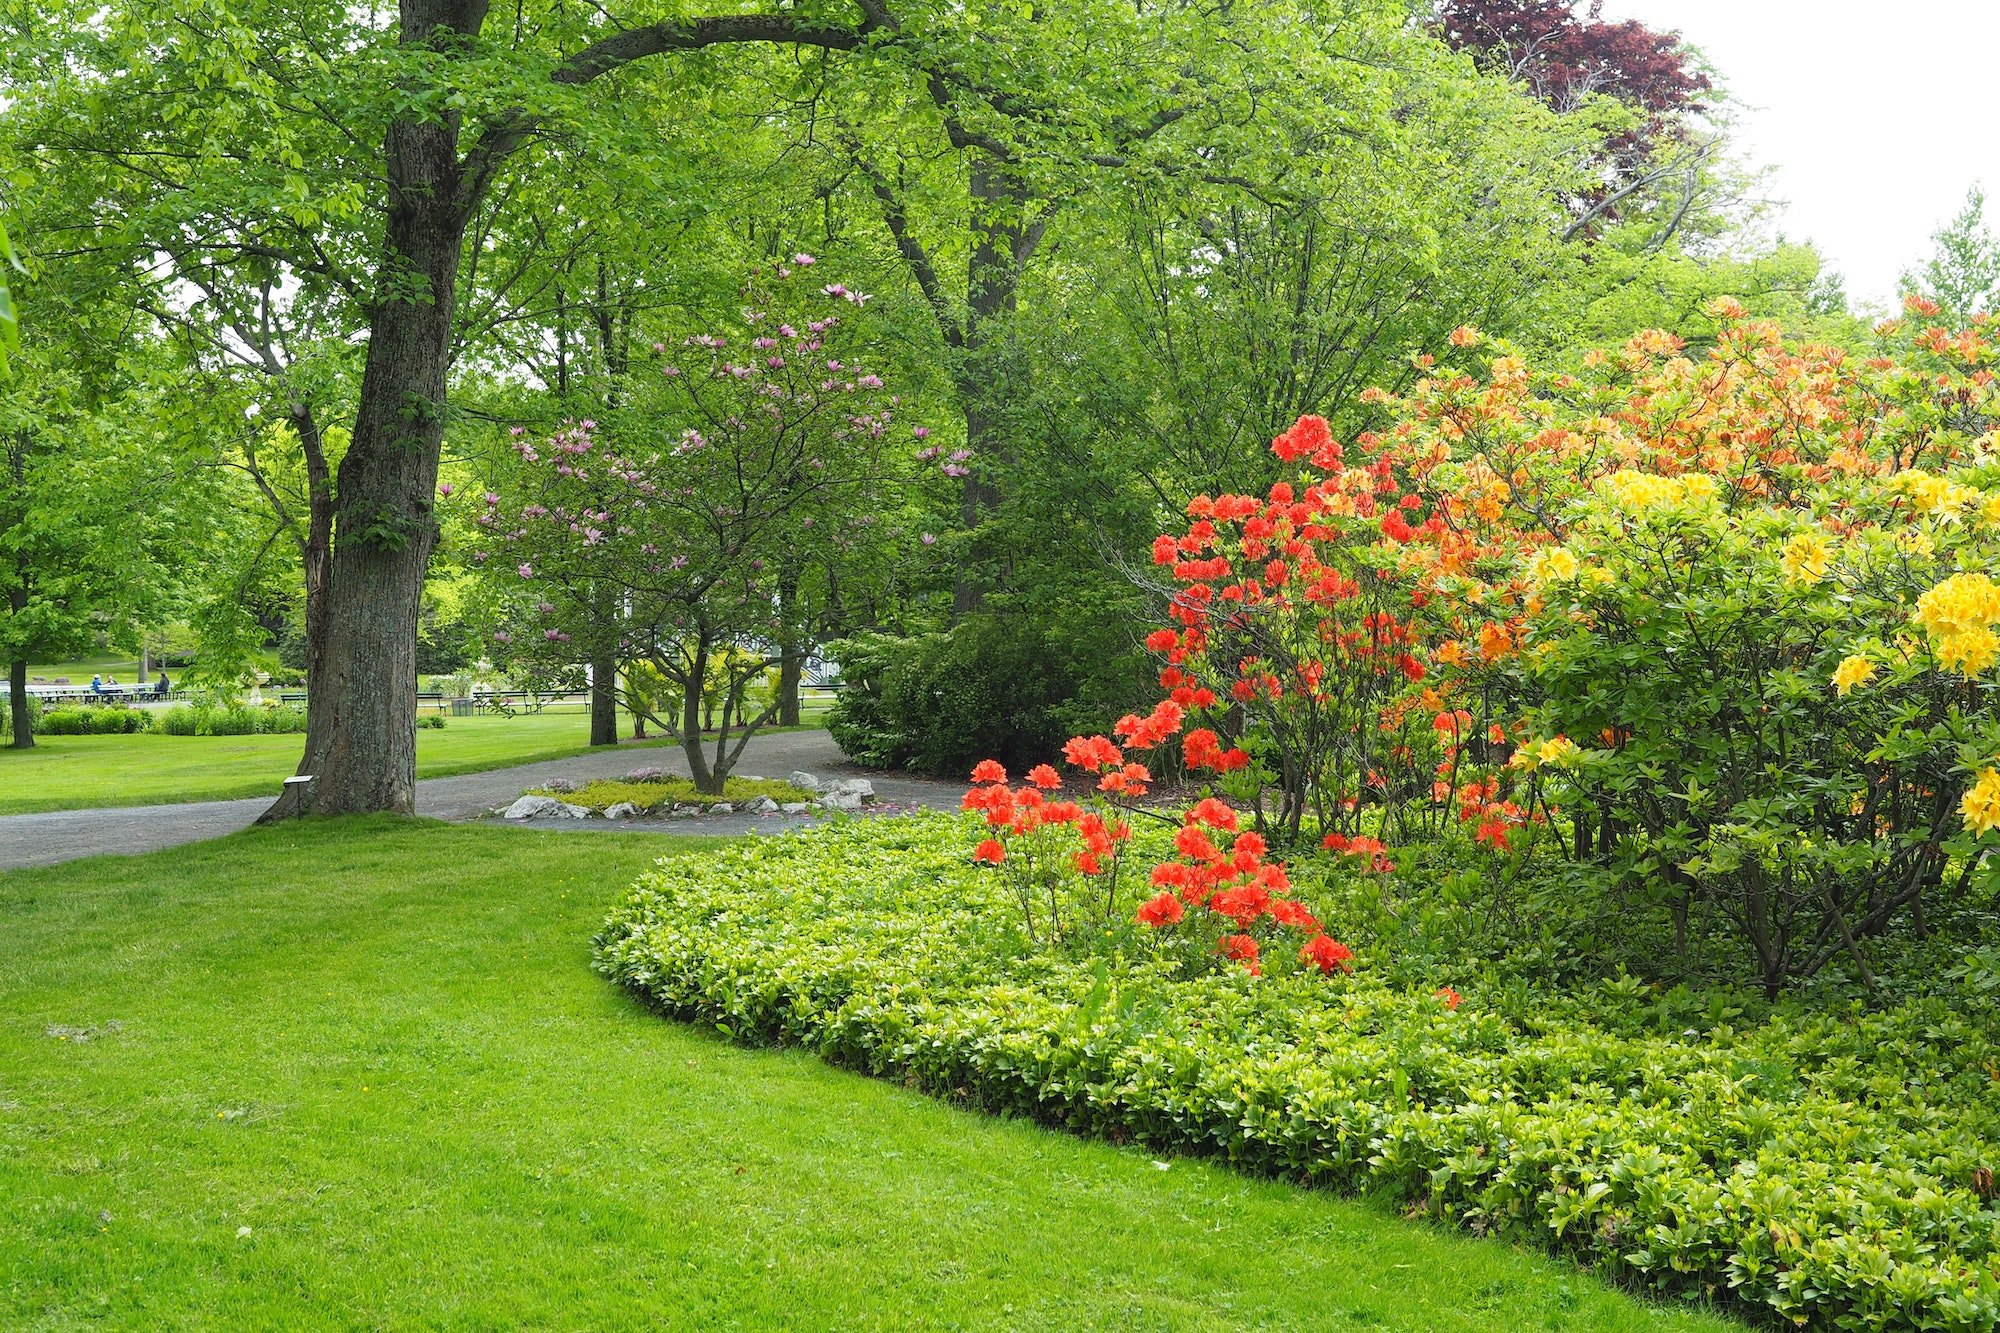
[0,730,963,871]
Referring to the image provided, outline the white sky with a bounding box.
[1599,1,2000,312]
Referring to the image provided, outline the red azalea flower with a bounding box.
[1299,934,1354,975]
[971,759,1007,784]
[1027,764,1062,790]
[1269,898,1320,932]
[1135,892,1185,927]
[1217,934,1261,968]
[973,839,1005,865]
[1174,825,1221,863]
[1435,986,1462,1011]
[1185,797,1239,831]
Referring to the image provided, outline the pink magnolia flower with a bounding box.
[517,563,534,578]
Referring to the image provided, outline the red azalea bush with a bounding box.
[961,721,1360,978]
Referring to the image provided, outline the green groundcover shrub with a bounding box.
[35,705,149,735]
[597,814,2000,1333]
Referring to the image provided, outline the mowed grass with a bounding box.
[0,821,1741,1332]
[0,714,678,814]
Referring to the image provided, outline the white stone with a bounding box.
[780,802,813,814]
[604,802,641,820]
[743,795,779,813]
[503,795,567,820]
[710,802,734,815]
[556,802,592,819]
[822,789,865,811]
[789,771,820,791]
[824,777,874,801]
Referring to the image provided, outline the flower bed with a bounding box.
[532,774,814,812]
[597,814,2000,1332]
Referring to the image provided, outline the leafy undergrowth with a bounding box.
[0,817,1719,1331]
[532,775,816,810]
[596,814,2000,1333]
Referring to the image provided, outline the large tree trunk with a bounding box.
[262,5,474,818]
[590,648,618,745]
[953,159,1039,616]
[8,657,29,749]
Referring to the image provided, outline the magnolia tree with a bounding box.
[477,264,918,792]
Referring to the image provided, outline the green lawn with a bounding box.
[0,821,1739,1331]
[0,714,690,814]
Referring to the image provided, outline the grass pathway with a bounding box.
[0,821,1738,1331]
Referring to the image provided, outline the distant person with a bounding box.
[105,674,119,693]
[90,675,104,694]
[154,673,171,696]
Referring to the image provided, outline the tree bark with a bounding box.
[8,656,30,749]
[590,648,618,745]
[954,159,1038,615]
[776,563,802,727]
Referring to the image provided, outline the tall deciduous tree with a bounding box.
[1902,187,2000,322]
[0,350,179,746]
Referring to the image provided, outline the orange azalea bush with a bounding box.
[1129,297,2000,992]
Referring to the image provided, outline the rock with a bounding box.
[743,795,779,813]
[780,802,813,815]
[821,789,866,811]
[666,805,696,818]
[823,777,875,801]
[502,795,568,820]
[710,802,734,815]
[556,802,592,819]
[738,774,765,782]
[604,801,641,820]
[789,771,820,791]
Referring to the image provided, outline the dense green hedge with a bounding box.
[155,703,306,735]
[596,815,2000,1332]
[36,704,149,734]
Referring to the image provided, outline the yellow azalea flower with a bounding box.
[1895,528,1935,559]
[1779,532,1832,584]
[1526,546,1581,585]
[1962,768,2000,835]
[1914,571,2000,638]
[1679,474,1720,502]
[1937,628,2000,676]
[1600,470,1685,510]
[1536,736,1581,767]
[1513,736,1581,771]
[1831,654,1875,696]
[1892,469,1983,521]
